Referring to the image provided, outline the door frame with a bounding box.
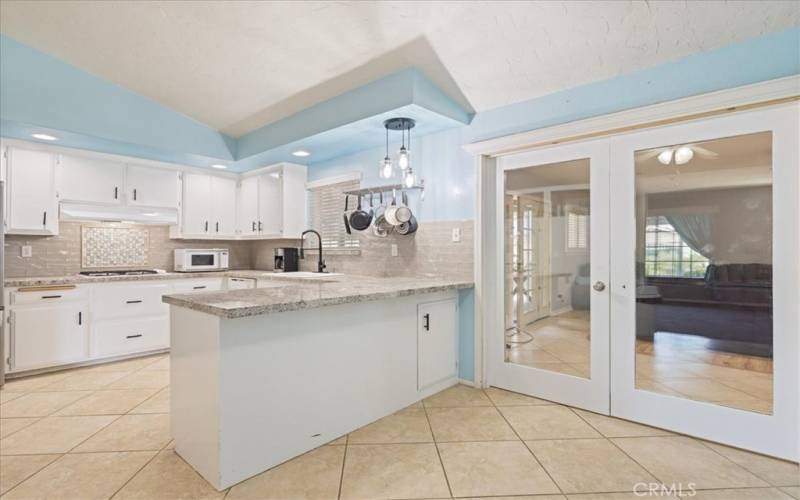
[487,139,611,414]
[608,103,799,461]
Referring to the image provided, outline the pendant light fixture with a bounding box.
[381,117,416,186]
[380,124,393,179]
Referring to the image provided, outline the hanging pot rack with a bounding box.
[342,179,425,198]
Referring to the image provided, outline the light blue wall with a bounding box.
[0,35,235,166]
[458,288,475,382]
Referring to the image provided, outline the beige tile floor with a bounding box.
[1,356,797,500]
[506,310,774,414]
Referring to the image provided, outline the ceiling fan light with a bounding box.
[657,149,673,165]
[675,146,694,165]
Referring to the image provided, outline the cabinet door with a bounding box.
[60,155,125,204]
[211,176,238,236]
[258,171,282,235]
[227,277,256,289]
[6,147,58,235]
[418,299,458,390]
[11,303,88,372]
[127,165,179,208]
[238,176,260,235]
[171,278,225,293]
[181,173,212,236]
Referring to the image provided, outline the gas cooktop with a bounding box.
[79,270,159,277]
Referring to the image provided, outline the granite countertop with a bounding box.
[162,275,474,319]
[4,270,275,288]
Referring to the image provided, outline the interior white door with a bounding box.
[181,173,212,236]
[211,176,238,236]
[609,104,799,460]
[127,165,179,208]
[6,147,59,235]
[490,140,610,413]
[258,171,282,236]
[59,154,125,204]
[238,176,260,235]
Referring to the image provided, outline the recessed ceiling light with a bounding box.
[292,150,311,157]
[32,133,57,141]
[211,164,227,169]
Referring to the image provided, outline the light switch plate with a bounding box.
[452,227,461,242]
[21,245,32,258]
[391,244,398,257]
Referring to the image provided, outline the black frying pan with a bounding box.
[349,194,373,231]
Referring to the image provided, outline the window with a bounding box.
[566,207,588,251]
[644,215,709,278]
[307,177,360,252]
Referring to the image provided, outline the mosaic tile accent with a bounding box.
[81,225,149,268]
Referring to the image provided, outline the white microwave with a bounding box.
[174,249,229,272]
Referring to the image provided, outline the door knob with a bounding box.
[593,281,606,291]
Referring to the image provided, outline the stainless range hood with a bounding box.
[60,203,178,225]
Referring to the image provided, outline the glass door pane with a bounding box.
[633,131,773,414]
[505,159,592,379]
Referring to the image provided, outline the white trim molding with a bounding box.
[305,171,362,190]
[464,75,800,158]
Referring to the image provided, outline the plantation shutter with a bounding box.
[308,178,360,250]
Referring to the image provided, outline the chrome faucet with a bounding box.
[299,229,326,273]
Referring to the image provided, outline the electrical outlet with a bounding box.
[21,245,32,258]
[452,227,461,242]
[391,243,398,257]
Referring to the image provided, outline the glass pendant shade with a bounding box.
[380,156,393,179]
[403,167,416,188]
[398,146,409,169]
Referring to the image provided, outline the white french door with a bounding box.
[609,104,799,461]
[490,140,611,414]
[485,103,798,460]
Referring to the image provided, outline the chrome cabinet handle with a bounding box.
[42,211,47,226]
[593,281,606,292]
[216,222,219,232]
[252,221,256,232]
[258,221,263,232]
[126,334,142,339]
[423,313,430,331]
[204,221,209,232]
[114,186,118,199]
[133,188,137,201]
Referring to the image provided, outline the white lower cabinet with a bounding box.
[4,277,225,374]
[92,316,169,358]
[10,301,88,372]
[417,298,458,391]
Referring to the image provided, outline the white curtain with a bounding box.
[665,214,715,261]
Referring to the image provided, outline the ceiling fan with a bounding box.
[639,144,719,165]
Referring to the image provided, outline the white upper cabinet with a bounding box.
[6,147,59,235]
[211,176,237,237]
[235,163,307,239]
[238,176,260,235]
[126,165,179,209]
[179,173,238,237]
[258,171,282,236]
[181,173,213,236]
[60,155,125,205]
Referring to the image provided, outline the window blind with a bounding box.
[567,210,588,250]
[308,178,360,250]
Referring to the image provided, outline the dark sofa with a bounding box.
[637,263,772,346]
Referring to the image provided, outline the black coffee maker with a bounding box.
[274,248,299,272]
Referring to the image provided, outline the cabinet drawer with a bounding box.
[11,286,88,305]
[92,283,171,320]
[170,278,224,293]
[92,316,169,358]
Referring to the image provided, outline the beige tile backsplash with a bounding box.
[4,222,252,278]
[5,221,473,280]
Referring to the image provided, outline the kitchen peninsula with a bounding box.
[162,274,472,490]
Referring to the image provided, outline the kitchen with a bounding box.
[1,2,798,500]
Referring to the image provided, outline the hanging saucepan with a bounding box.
[396,214,418,235]
[385,189,412,226]
[349,194,372,231]
[343,194,352,234]
[373,192,391,237]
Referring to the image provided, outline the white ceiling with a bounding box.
[1,1,797,137]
